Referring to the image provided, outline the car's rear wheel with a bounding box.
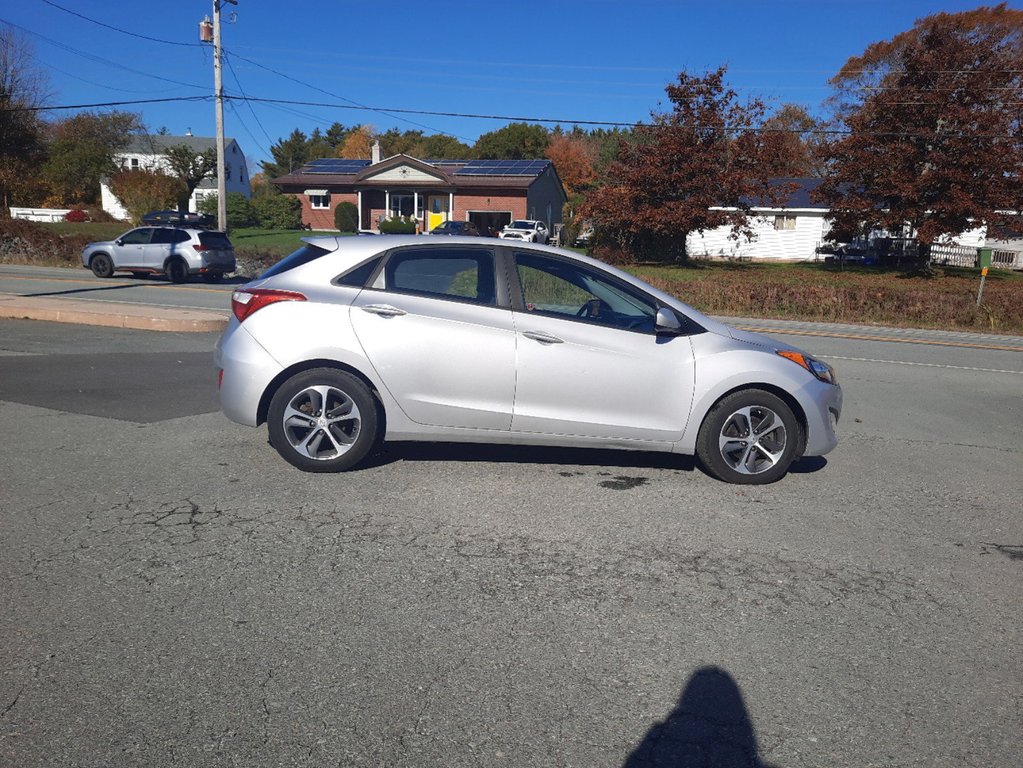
[696,389,800,484]
[90,253,114,278]
[165,258,189,283]
[267,368,378,473]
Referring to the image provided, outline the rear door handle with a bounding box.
[522,331,564,344]
[361,304,407,318]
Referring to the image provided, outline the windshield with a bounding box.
[510,221,532,229]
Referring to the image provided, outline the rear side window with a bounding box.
[198,232,233,249]
[261,243,330,278]
[384,248,496,305]
[335,256,382,287]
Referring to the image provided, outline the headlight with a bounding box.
[776,350,837,385]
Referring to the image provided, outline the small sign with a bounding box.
[981,267,989,276]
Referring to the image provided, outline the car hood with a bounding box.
[694,313,803,354]
[85,240,115,248]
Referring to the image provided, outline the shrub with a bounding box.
[253,193,302,229]
[334,201,358,232]
[197,192,258,228]
[107,169,180,224]
[378,216,417,234]
[64,208,89,222]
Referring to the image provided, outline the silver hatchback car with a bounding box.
[215,236,841,484]
[81,226,235,283]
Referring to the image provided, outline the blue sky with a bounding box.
[3,0,1016,170]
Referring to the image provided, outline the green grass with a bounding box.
[228,228,339,256]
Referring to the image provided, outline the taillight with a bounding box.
[232,288,306,322]
[193,244,209,251]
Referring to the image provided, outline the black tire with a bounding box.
[165,258,189,284]
[202,271,222,283]
[90,253,114,278]
[696,389,800,485]
[267,368,378,473]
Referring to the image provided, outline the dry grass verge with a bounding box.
[632,262,1023,335]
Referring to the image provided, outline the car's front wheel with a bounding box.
[267,368,378,473]
[696,389,800,484]
[90,253,114,278]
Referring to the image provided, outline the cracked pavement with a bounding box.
[0,318,1020,767]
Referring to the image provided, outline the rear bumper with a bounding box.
[214,322,283,427]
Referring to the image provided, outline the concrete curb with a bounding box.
[0,295,229,333]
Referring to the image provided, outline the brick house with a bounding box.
[272,143,566,235]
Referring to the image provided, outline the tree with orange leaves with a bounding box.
[818,4,1023,250]
[338,125,375,160]
[545,132,596,196]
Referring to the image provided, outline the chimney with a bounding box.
[371,140,381,164]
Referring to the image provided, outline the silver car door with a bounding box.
[509,251,695,442]
[350,245,516,430]
[112,228,152,269]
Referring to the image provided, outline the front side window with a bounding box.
[384,248,496,305]
[310,194,330,210]
[515,252,657,332]
[119,229,152,245]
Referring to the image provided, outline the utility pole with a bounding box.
[212,0,236,232]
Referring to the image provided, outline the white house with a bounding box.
[686,178,831,262]
[100,134,251,220]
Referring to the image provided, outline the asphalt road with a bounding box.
[0,318,1020,768]
[0,264,238,315]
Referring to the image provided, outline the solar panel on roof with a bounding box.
[455,159,549,177]
[304,158,371,173]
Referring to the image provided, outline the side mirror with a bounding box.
[655,307,683,334]
[115,239,124,246]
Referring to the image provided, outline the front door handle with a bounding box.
[361,304,407,318]
[522,330,564,344]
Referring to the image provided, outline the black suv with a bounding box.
[429,220,481,236]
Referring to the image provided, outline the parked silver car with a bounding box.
[215,236,841,484]
[81,226,235,283]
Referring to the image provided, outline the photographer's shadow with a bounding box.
[624,666,775,768]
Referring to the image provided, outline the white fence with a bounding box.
[9,207,72,223]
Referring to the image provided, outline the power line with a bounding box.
[5,94,1021,141]
[37,0,199,47]
[1,18,207,90]
[7,96,211,111]
[225,49,474,143]
[224,53,275,148]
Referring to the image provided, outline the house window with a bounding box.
[389,193,415,218]
[130,158,139,169]
[774,215,797,231]
[225,166,232,181]
[310,194,330,210]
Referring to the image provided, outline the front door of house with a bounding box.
[426,194,449,232]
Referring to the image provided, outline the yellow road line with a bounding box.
[737,326,1023,353]
[0,273,227,294]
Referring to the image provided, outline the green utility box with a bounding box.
[977,248,993,269]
